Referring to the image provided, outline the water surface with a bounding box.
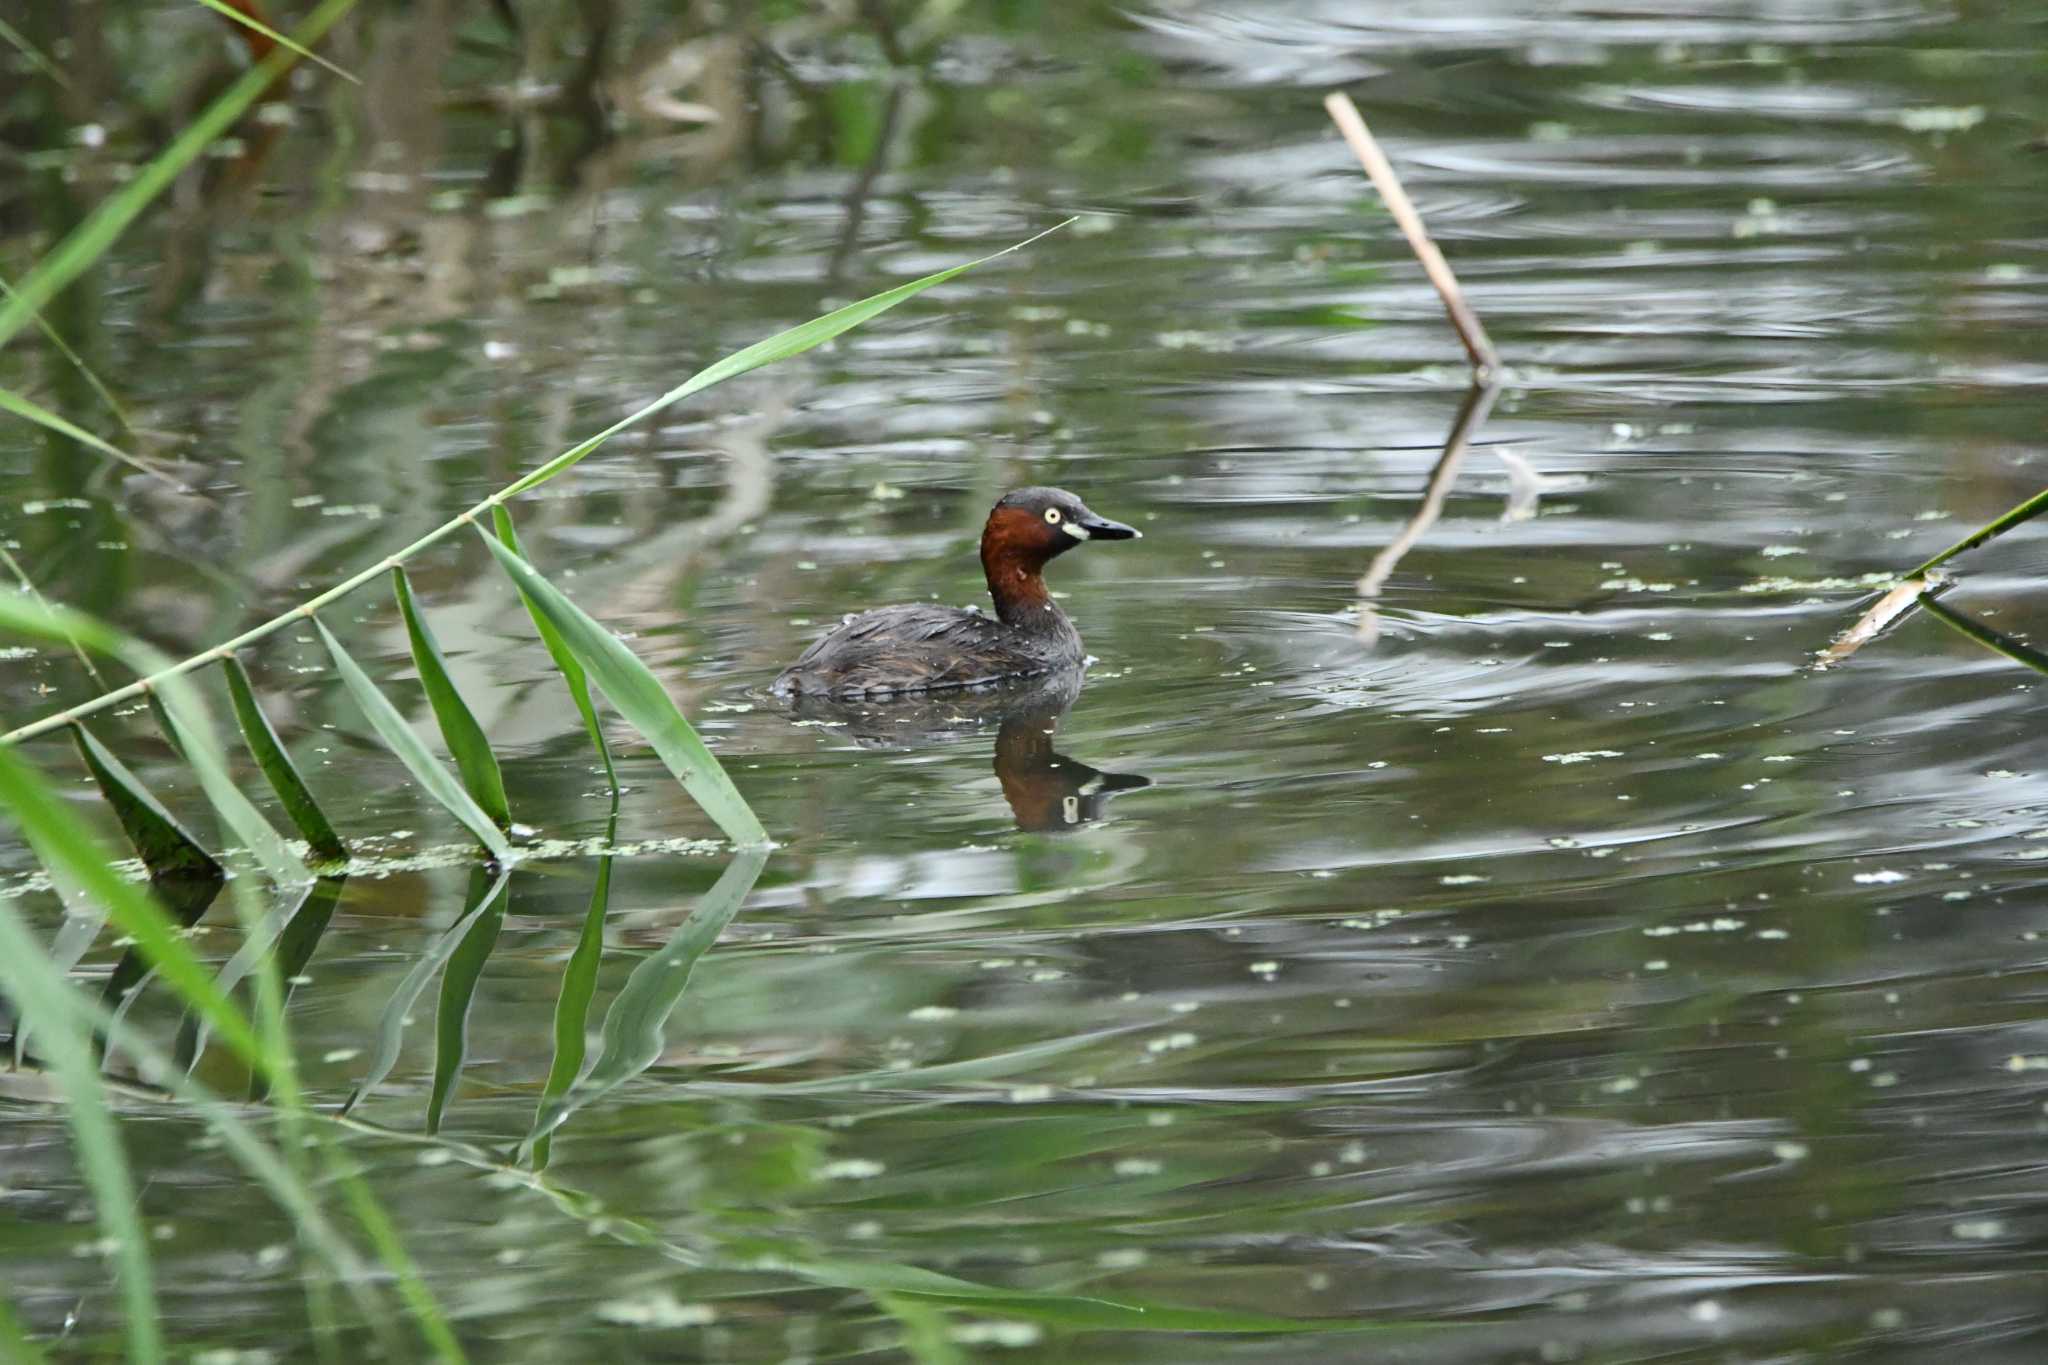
[4,0,2048,1358]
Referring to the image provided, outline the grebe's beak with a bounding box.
[1067,510,1141,541]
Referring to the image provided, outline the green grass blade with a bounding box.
[1,917,401,1337]
[0,1290,49,1363]
[246,877,346,1096]
[771,1254,1390,1334]
[69,725,223,882]
[523,849,766,1154]
[222,654,348,862]
[0,0,361,354]
[0,905,161,1363]
[0,14,69,90]
[174,875,324,1077]
[527,820,615,1169]
[490,507,615,797]
[498,220,1074,502]
[0,385,164,484]
[0,274,128,429]
[0,746,271,1077]
[315,618,511,861]
[190,0,361,84]
[1909,486,2048,577]
[340,868,509,1117]
[149,677,303,890]
[427,866,506,1133]
[392,567,510,831]
[477,533,766,847]
[1919,591,2048,676]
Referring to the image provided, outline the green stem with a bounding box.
[1918,592,2048,677]
[1908,486,2048,578]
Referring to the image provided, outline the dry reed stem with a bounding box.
[1323,92,1499,376]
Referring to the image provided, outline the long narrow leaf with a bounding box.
[222,654,347,862]
[340,869,509,1116]
[498,220,1073,502]
[174,875,325,1076]
[0,904,161,1363]
[0,274,128,429]
[392,568,509,831]
[0,385,167,485]
[150,678,303,890]
[0,1291,48,1364]
[191,0,360,84]
[528,819,615,1169]
[0,0,361,352]
[0,746,270,1076]
[3,223,1067,748]
[0,914,398,1333]
[490,507,615,796]
[315,618,511,861]
[478,533,767,847]
[523,849,766,1154]
[427,866,506,1133]
[70,724,222,881]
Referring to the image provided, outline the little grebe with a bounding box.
[772,486,1140,699]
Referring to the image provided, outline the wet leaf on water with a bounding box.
[478,531,767,848]
[427,864,507,1133]
[315,617,511,862]
[490,506,616,798]
[69,723,223,883]
[530,815,616,1170]
[340,867,508,1117]
[521,848,767,1158]
[392,567,511,832]
[222,654,348,863]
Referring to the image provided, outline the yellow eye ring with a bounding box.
[1044,507,1062,524]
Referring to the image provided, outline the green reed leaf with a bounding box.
[0,1291,48,1364]
[69,724,223,882]
[149,678,303,891]
[772,1254,1386,1334]
[522,849,766,1156]
[1,908,400,1337]
[0,900,161,1363]
[222,654,348,863]
[0,0,360,354]
[0,14,69,90]
[428,866,506,1134]
[478,533,767,847]
[490,507,616,797]
[496,220,1073,504]
[315,618,511,861]
[0,746,270,1077]
[190,0,361,84]
[174,875,333,1078]
[341,869,508,1117]
[0,385,167,486]
[1920,591,2048,677]
[530,817,614,1169]
[1909,486,2048,578]
[391,567,509,831]
[0,275,127,429]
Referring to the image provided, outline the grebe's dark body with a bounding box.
[772,487,1139,700]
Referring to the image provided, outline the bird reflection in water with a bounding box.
[787,672,1149,832]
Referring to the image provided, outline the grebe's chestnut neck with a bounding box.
[979,487,1140,632]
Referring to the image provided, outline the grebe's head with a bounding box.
[982,486,1140,569]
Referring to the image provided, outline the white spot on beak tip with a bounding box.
[1062,521,1091,540]
[1130,528,1143,539]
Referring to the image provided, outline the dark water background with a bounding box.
[5,0,2048,1359]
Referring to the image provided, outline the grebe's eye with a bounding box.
[1043,507,1062,524]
